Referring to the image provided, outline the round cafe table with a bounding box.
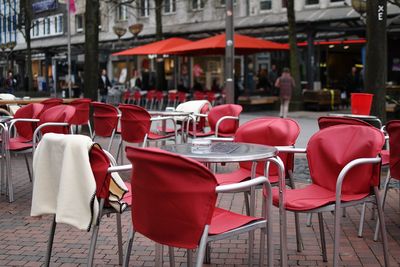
[161,142,288,266]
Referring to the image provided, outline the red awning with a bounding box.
[112,37,193,56]
[163,33,288,55]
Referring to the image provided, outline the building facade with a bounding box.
[2,0,400,94]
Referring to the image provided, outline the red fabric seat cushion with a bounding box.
[148,132,176,140]
[209,207,261,235]
[381,149,390,166]
[271,184,369,212]
[8,139,33,151]
[215,168,279,186]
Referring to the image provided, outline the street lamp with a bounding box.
[128,23,143,38]
[113,26,127,39]
[351,0,367,15]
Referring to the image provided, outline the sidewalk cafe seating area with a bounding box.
[0,97,399,266]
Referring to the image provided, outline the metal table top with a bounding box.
[329,113,379,120]
[162,142,277,163]
[148,110,192,117]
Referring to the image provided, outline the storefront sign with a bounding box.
[32,0,58,13]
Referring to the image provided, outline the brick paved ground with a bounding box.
[1,114,400,266]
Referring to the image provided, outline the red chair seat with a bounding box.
[216,168,280,186]
[8,139,33,151]
[148,131,176,140]
[272,184,369,212]
[381,150,389,166]
[209,207,261,235]
[10,136,31,143]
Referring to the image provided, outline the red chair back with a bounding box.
[147,90,156,100]
[41,98,63,113]
[235,117,300,178]
[318,116,372,130]
[178,92,186,102]
[134,91,141,101]
[119,104,151,143]
[206,92,216,102]
[168,92,177,101]
[89,144,112,199]
[386,120,400,180]
[13,103,44,141]
[307,125,384,195]
[156,91,164,101]
[38,105,76,135]
[126,146,217,249]
[69,98,91,125]
[208,104,242,135]
[194,91,205,100]
[91,102,119,137]
[122,91,131,103]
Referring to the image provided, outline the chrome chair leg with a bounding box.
[374,187,390,267]
[116,213,123,265]
[45,215,57,267]
[24,154,32,182]
[123,225,135,267]
[358,203,366,238]
[87,199,104,266]
[187,249,193,267]
[306,213,313,227]
[333,203,342,267]
[374,176,391,241]
[318,212,328,262]
[168,247,175,267]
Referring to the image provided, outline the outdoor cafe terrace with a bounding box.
[0,98,399,266]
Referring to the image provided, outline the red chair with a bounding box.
[193,91,205,100]
[122,91,131,104]
[177,91,186,104]
[1,104,44,200]
[214,117,302,250]
[40,98,63,113]
[206,91,216,106]
[117,104,177,163]
[69,98,92,137]
[133,90,142,106]
[188,104,242,138]
[38,138,131,266]
[318,115,389,237]
[272,125,389,266]
[3,105,75,202]
[91,102,120,151]
[374,120,400,241]
[167,91,177,107]
[145,90,156,110]
[154,91,165,110]
[123,146,273,267]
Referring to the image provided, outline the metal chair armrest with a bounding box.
[9,118,40,136]
[335,157,381,202]
[108,164,132,173]
[205,137,234,142]
[32,122,70,154]
[276,147,306,154]
[216,176,269,193]
[215,116,239,137]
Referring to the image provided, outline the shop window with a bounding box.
[117,0,129,21]
[220,0,236,6]
[139,0,149,17]
[75,14,84,32]
[305,0,319,5]
[164,0,176,13]
[191,0,204,10]
[281,0,287,8]
[260,0,272,10]
[56,15,63,34]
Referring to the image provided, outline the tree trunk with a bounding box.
[155,0,165,91]
[84,0,100,100]
[365,0,387,122]
[23,0,33,91]
[286,0,302,107]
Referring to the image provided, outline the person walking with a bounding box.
[5,70,17,94]
[98,69,111,103]
[275,67,295,118]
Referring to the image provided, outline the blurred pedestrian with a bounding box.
[98,69,111,103]
[275,67,295,118]
[268,64,278,95]
[256,68,271,94]
[346,66,363,93]
[5,70,17,94]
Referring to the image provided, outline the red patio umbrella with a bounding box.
[112,37,193,56]
[163,33,288,55]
